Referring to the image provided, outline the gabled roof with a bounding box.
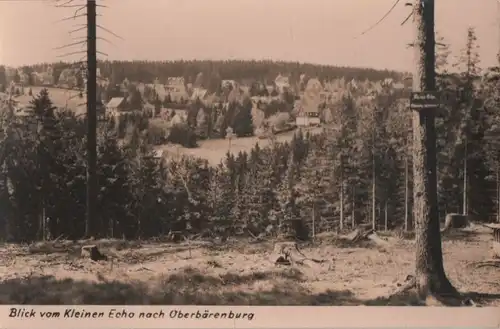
[106,97,125,108]
[191,88,208,100]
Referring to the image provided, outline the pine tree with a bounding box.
[0,66,6,88]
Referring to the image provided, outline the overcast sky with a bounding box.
[0,0,498,72]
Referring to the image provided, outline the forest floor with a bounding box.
[0,224,499,305]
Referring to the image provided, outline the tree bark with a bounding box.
[404,155,410,231]
[412,0,457,298]
[339,161,344,231]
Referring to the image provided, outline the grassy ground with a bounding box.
[0,225,498,305]
[156,126,324,165]
[15,87,86,114]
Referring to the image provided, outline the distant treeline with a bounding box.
[10,59,403,89]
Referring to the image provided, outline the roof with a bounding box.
[106,97,125,108]
[167,77,185,86]
[191,88,208,100]
[143,102,155,110]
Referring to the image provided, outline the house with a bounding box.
[165,77,189,103]
[274,74,290,93]
[167,77,185,86]
[153,83,167,101]
[57,68,77,89]
[265,85,276,95]
[30,72,44,86]
[295,107,320,127]
[297,78,322,127]
[106,97,127,116]
[221,80,237,90]
[170,109,188,126]
[190,87,208,102]
[40,71,54,86]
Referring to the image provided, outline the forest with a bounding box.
[0,28,499,242]
[0,58,403,94]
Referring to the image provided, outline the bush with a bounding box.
[167,124,198,148]
[146,119,169,145]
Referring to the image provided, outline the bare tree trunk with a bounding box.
[340,168,344,231]
[1,169,11,240]
[42,203,46,241]
[497,160,500,223]
[86,0,98,239]
[372,113,376,231]
[312,203,316,239]
[351,185,355,228]
[412,0,457,298]
[405,155,410,231]
[463,137,468,215]
[384,200,388,231]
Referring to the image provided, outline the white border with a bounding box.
[1,306,500,329]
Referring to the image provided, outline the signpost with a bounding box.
[225,126,235,152]
[409,91,440,110]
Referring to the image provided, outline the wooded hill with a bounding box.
[4,59,404,89]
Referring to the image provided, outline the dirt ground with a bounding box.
[0,225,498,305]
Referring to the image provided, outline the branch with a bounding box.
[97,24,124,40]
[53,40,87,50]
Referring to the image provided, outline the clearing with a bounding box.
[0,225,498,305]
[15,87,86,114]
[156,127,324,165]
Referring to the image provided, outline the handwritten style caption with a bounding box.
[9,307,255,321]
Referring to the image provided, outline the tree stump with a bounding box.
[167,231,184,243]
[492,228,500,259]
[441,213,468,233]
[81,245,107,261]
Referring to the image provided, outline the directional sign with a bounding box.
[225,126,235,139]
[410,91,440,110]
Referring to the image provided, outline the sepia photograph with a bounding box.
[0,0,499,307]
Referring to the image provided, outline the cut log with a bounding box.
[367,231,390,247]
[81,245,107,261]
[346,228,374,243]
[272,241,325,266]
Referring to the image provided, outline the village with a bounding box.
[0,64,411,160]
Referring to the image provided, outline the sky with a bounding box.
[0,0,498,72]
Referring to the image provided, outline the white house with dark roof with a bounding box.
[297,78,322,127]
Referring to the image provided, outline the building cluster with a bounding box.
[2,65,409,133]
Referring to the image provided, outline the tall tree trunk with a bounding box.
[372,112,376,231]
[340,161,344,231]
[312,203,316,239]
[384,200,388,231]
[405,155,410,231]
[497,157,500,223]
[351,185,355,228]
[463,137,468,215]
[412,0,456,298]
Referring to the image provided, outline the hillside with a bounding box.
[11,59,404,89]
